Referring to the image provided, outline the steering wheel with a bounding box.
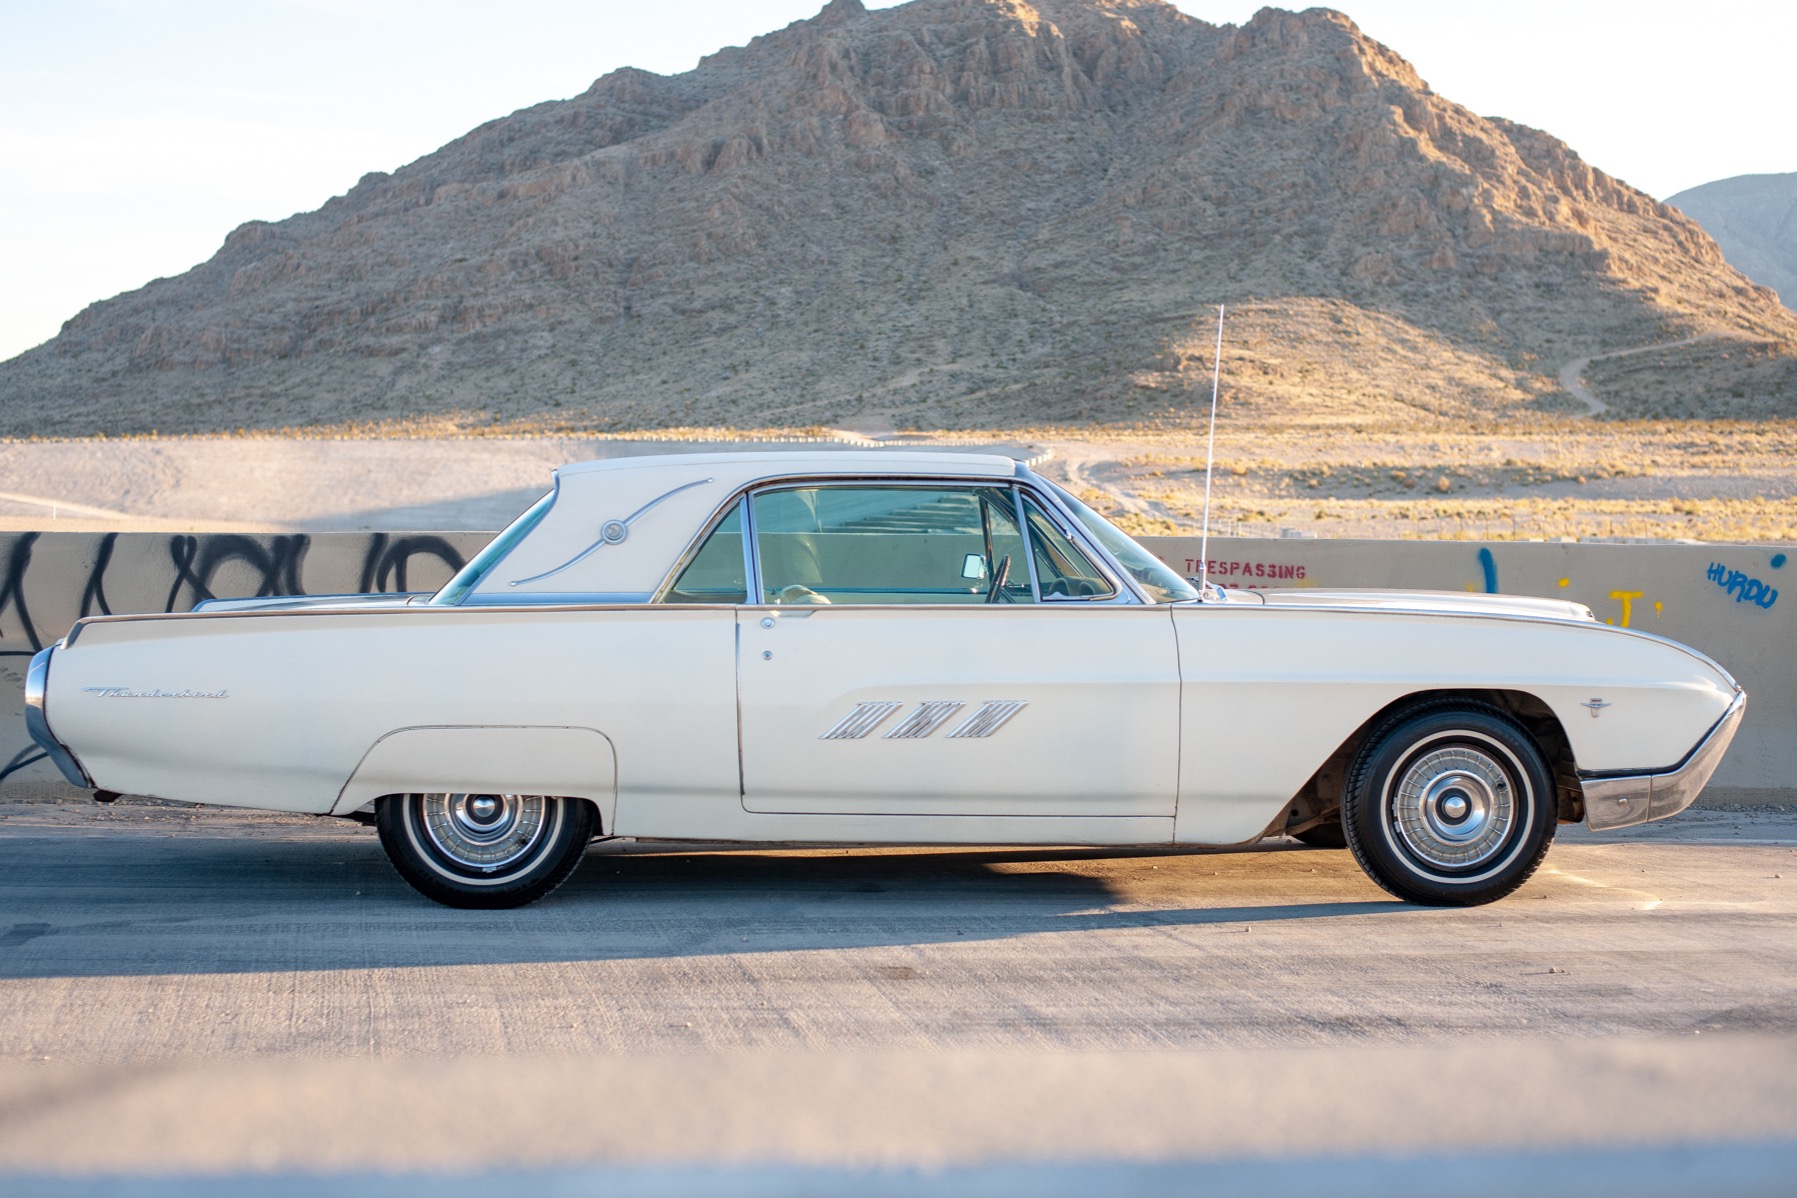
[985,555,1012,604]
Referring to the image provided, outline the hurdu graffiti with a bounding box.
[1707,562,1779,610]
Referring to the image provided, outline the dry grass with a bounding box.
[1047,418,1797,544]
[0,423,848,444]
[2,412,1791,545]
[1094,494,1797,544]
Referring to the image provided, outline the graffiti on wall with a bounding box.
[1,530,480,790]
[0,532,471,658]
[1477,547,1663,628]
[1707,560,1781,611]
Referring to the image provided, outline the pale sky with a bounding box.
[1,0,1790,363]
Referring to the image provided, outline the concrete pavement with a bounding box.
[0,801,1793,1189]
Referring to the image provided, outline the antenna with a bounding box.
[1196,304,1225,600]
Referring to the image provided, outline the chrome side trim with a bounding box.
[1175,599,1751,648]
[1580,690,1747,831]
[59,599,1163,634]
[884,701,965,740]
[23,646,93,788]
[819,702,903,740]
[510,477,715,587]
[193,593,427,614]
[947,700,1028,739]
[462,591,654,606]
[1576,624,1739,692]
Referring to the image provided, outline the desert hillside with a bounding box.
[1668,172,1797,313]
[3,0,1794,435]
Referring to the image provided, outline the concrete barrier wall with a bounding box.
[1140,537,1793,804]
[3,531,1790,805]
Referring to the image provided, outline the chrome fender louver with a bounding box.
[948,700,1029,739]
[819,700,1030,741]
[818,702,904,740]
[883,701,966,740]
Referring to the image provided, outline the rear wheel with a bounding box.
[1342,704,1555,906]
[376,792,594,909]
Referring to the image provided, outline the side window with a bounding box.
[662,501,748,604]
[1022,497,1115,599]
[752,486,1034,605]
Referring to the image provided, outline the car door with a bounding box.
[725,481,1180,818]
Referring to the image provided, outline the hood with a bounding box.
[1251,588,1596,623]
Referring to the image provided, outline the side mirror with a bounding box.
[961,554,988,580]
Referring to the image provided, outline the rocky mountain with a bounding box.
[1668,172,1797,313]
[4,0,1795,435]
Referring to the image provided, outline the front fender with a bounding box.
[1527,627,1738,775]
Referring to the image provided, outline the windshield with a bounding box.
[430,490,556,606]
[1043,481,1198,604]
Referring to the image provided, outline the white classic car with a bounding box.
[25,451,1744,908]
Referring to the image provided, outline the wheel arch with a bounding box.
[369,791,607,837]
[1277,688,1583,839]
[331,725,618,833]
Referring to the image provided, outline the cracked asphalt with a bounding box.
[0,799,1793,1191]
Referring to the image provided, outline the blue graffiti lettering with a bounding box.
[1477,547,1498,594]
[1708,563,1778,610]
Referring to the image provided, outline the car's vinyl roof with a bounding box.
[555,449,1024,480]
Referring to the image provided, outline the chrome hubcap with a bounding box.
[420,793,549,870]
[1391,747,1515,869]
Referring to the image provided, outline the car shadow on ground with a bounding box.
[0,832,1410,979]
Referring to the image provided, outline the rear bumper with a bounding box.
[23,646,93,788]
[1579,690,1747,832]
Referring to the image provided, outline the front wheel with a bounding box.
[376,793,594,909]
[1292,821,1347,849]
[1342,704,1555,906]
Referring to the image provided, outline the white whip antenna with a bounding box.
[1197,304,1225,600]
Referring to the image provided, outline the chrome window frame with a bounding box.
[646,467,1152,607]
[741,491,764,605]
[1009,487,1045,601]
[648,495,754,606]
[743,478,1062,606]
[1017,464,1151,604]
[1013,488,1129,605]
[652,473,1147,606]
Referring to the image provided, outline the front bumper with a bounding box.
[1580,690,1747,831]
[23,646,93,788]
